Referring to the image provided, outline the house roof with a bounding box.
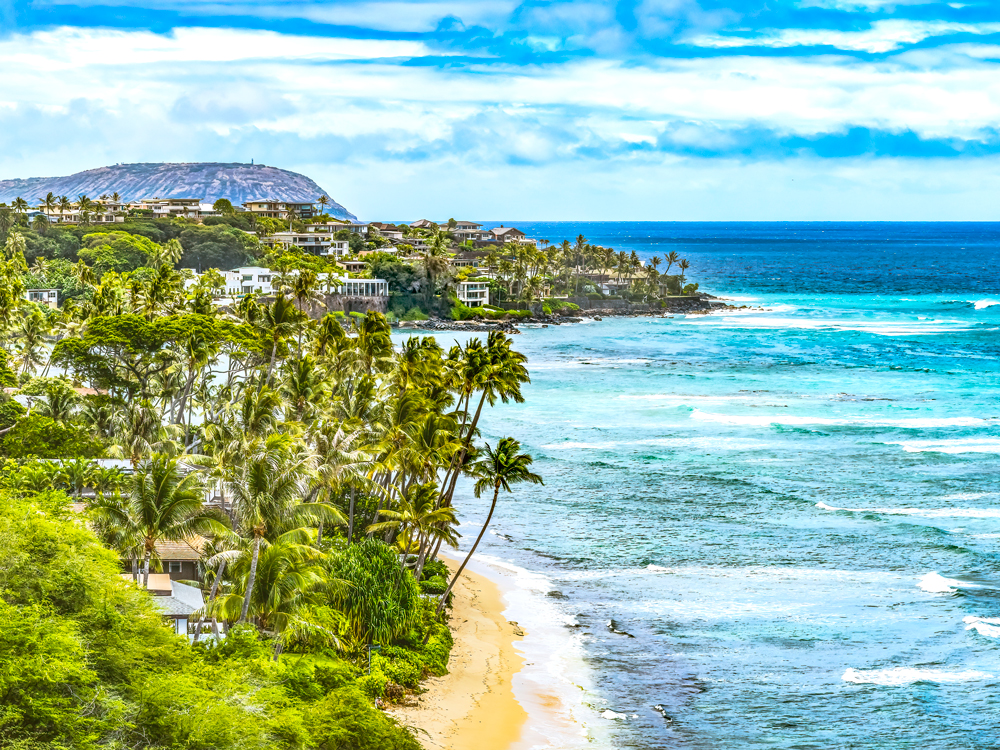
[121,575,204,617]
[155,537,205,561]
[492,226,525,237]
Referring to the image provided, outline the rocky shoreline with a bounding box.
[395,296,763,333]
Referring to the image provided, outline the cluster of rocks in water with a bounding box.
[394,295,759,333]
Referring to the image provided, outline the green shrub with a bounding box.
[356,668,389,698]
[422,559,449,579]
[420,574,448,595]
[401,307,429,321]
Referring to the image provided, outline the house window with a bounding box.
[168,561,183,573]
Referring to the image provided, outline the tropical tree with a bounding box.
[434,437,541,616]
[91,454,227,586]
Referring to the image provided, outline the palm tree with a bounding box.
[369,482,457,582]
[434,438,542,615]
[678,259,690,290]
[41,192,56,216]
[14,308,50,376]
[228,433,312,623]
[317,195,330,214]
[57,195,72,220]
[11,197,28,216]
[58,457,97,499]
[664,251,679,275]
[92,454,227,586]
[256,295,305,388]
[209,535,340,659]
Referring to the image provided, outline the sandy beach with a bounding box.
[389,560,529,750]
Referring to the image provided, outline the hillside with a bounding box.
[0,162,356,220]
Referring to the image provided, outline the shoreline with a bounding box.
[388,558,529,750]
[391,555,591,750]
[396,296,762,332]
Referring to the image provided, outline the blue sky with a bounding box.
[2,0,1000,219]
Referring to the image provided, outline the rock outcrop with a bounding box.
[0,162,355,220]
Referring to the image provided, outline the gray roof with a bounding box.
[153,580,204,617]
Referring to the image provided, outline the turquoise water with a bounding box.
[416,224,1000,748]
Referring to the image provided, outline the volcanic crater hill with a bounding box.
[0,162,356,220]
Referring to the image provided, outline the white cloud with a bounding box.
[1,24,1000,218]
[688,20,1000,54]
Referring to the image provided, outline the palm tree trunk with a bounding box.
[347,485,356,543]
[141,546,153,588]
[240,534,262,623]
[434,483,499,617]
[193,559,226,644]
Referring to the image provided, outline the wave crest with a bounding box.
[843,667,996,686]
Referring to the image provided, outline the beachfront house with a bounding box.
[24,289,58,308]
[409,219,436,229]
[340,278,389,297]
[457,279,491,307]
[155,537,206,582]
[368,222,405,240]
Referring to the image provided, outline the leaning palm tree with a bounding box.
[434,437,542,616]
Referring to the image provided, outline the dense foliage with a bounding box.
[0,218,547,748]
[0,488,420,750]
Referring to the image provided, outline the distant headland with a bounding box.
[0,162,356,221]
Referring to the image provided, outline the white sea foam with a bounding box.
[541,436,767,451]
[974,299,1000,310]
[454,553,602,749]
[682,315,974,336]
[692,410,986,429]
[964,616,1000,639]
[917,572,984,594]
[816,502,1000,519]
[843,667,996,686]
[890,438,1000,454]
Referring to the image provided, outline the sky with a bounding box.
[1,0,1000,220]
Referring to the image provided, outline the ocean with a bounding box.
[403,222,1000,749]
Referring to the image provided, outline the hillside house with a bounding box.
[266,231,349,258]
[243,200,317,220]
[491,226,536,245]
[24,289,58,308]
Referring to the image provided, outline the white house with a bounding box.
[457,280,490,307]
[266,231,350,258]
[223,266,277,296]
[340,278,388,297]
[24,289,58,308]
[243,200,317,220]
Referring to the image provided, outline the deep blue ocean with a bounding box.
[407,223,1000,749]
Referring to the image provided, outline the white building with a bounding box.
[243,200,317,220]
[457,280,490,307]
[267,231,350,258]
[223,266,277,296]
[131,198,218,220]
[340,278,388,297]
[24,289,58,308]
